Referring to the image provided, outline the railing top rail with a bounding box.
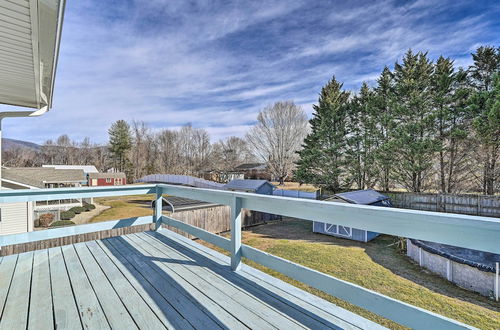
[158,184,500,254]
[0,184,157,202]
[0,183,498,254]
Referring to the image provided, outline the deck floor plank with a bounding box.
[73,242,167,330]
[121,234,278,329]
[104,236,240,329]
[48,247,82,330]
[60,245,110,329]
[28,250,54,330]
[0,254,18,320]
[71,242,138,329]
[87,240,195,330]
[133,232,311,330]
[0,229,385,329]
[152,230,378,330]
[0,252,33,330]
[147,231,354,330]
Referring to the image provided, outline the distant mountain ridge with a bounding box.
[2,138,41,151]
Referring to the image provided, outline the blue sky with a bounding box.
[2,0,500,144]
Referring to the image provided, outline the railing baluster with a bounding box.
[154,187,163,231]
[230,196,242,271]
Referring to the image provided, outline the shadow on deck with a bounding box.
[0,229,382,329]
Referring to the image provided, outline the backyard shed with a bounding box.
[224,179,279,222]
[224,179,275,194]
[313,189,392,242]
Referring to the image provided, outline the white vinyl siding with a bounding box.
[0,202,29,235]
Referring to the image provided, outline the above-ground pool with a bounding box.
[407,239,499,298]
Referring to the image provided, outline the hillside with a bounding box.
[2,138,41,151]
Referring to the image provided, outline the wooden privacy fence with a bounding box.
[386,192,500,218]
[165,205,278,239]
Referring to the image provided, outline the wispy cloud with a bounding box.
[2,0,499,143]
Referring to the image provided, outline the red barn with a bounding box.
[88,172,126,186]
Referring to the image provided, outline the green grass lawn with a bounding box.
[90,194,155,222]
[204,219,500,329]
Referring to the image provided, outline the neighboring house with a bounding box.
[2,167,85,189]
[234,163,271,180]
[202,170,245,183]
[224,179,275,194]
[0,188,33,236]
[313,190,392,242]
[88,172,127,186]
[0,167,86,234]
[42,165,98,185]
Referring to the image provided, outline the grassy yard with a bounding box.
[90,194,155,222]
[203,219,499,329]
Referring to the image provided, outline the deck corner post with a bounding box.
[154,187,163,231]
[230,196,242,271]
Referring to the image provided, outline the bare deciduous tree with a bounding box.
[246,101,308,184]
[210,136,255,181]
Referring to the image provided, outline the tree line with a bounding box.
[295,46,499,194]
[3,122,257,182]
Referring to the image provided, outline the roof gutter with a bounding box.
[0,0,67,189]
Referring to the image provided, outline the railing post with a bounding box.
[154,186,163,231]
[230,196,242,271]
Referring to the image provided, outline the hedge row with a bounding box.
[50,220,75,227]
[60,204,96,220]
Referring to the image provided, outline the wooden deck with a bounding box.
[0,229,383,329]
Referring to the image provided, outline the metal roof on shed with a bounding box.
[224,179,273,192]
[335,189,390,205]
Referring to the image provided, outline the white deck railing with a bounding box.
[1,184,498,329]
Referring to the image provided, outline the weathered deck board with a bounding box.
[98,238,228,329]
[48,247,82,329]
[28,250,53,330]
[145,231,358,329]
[0,251,32,330]
[152,230,379,330]
[73,242,167,330]
[0,230,383,329]
[131,232,309,329]
[105,236,239,329]
[120,234,278,329]
[60,245,109,329]
[85,240,193,330]
[0,254,17,319]
[71,242,138,329]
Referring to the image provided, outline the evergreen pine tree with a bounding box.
[468,46,500,195]
[470,73,500,195]
[345,83,378,189]
[108,120,132,173]
[391,50,439,192]
[373,66,395,191]
[295,76,350,192]
[431,57,473,193]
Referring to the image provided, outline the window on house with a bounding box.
[106,178,112,183]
